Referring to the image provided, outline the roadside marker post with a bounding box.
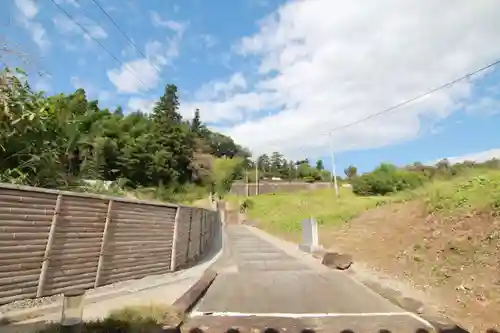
[299,217,321,253]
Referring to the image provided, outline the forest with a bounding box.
[0,68,254,201]
[0,67,334,202]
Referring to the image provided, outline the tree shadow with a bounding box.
[184,327,500,333]
[2,318,498,333]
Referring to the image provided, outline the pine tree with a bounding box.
[191,108,202,135]
[151,84,193,185]
[152,84,182,125]
[316,159,324,170]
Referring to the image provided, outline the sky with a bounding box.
[3,0,500,174]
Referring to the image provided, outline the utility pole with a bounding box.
[288,162,292,184]
[255,158,259,195]
[245,167,249,197]
[329,133,340,198]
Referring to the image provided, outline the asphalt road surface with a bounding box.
[185,225,435,333]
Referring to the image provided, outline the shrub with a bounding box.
[303,176,316,183]
[352,163,426,196]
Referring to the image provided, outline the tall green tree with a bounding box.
[344,165,358,180]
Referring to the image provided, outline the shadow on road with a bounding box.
[2,318,499,333]
[185,329,498,333]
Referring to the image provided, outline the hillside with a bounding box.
[242,168,500,331]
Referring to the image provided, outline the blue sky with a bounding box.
[4,0,500,174]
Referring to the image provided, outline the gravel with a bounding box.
[0,271,181,316]
[0,295,62,315]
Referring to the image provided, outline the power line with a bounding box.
[88,0,162,74]
[50,0,152,92]
[328,57,500,133]
[259,57,500,161]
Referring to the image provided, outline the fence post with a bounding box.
[94,200,113,288]
[170,206,180,271]
[185,208,193,264]
[37,194,63,297]
[199,210,204,255]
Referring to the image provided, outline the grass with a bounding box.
[36,304,181,333]
[243,187,388,237]
[243,169,500,237]
[399,168,500,215]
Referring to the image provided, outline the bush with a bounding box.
[240,198,254,212]
[352,163,426,196]
[36,304,180,333]
[303,176,316,183]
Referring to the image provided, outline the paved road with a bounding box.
[185,225,435,332]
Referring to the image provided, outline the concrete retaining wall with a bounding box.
[230,182,332,196]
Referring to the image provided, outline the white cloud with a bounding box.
[15,0,50,51]
[194,73,247,100]
[150,11,188,36]
[70,76,113,103]
[14,0,38,19]
[200,34,218,49]
[465,96,500,116]
[54,0,80,7]
[53,15,107,40]
[25,21,51,50]
[107,59,160,93]
[127,97,156,113]
[432,148,500,165]
[107,28,184,93]
[182,0,500,159]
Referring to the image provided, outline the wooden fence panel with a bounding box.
[41,195,107,296]
[98,201,177,285]
[188,208,202,262]
[0,183,220,306]
[0,189,57,304]
[174,207,192,268]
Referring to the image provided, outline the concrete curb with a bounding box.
[1,211,225,327]
[162,269,218,332]
[0,272,194,325]
[311,249,471,333]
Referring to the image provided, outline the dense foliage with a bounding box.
[0,68,250,201]
[351,158,500,196]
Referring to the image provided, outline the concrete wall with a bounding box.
[0,183,221,305]
[230,181,332,196]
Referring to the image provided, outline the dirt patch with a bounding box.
[320,201,500,332]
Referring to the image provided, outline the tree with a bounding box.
[0,67,253,201]
[316,159,324,171]
[150,84,194,185]
[344,165,358,180]
[152,84,181,124]
[258,154,270,172]
[191,108,202,135]
[436,158,450,171]
[270,151,284,177]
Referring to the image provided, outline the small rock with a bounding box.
[321,252,353,270]
[399,297,424,313]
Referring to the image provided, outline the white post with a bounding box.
[299,217,320,253]
[329,133,340,198]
